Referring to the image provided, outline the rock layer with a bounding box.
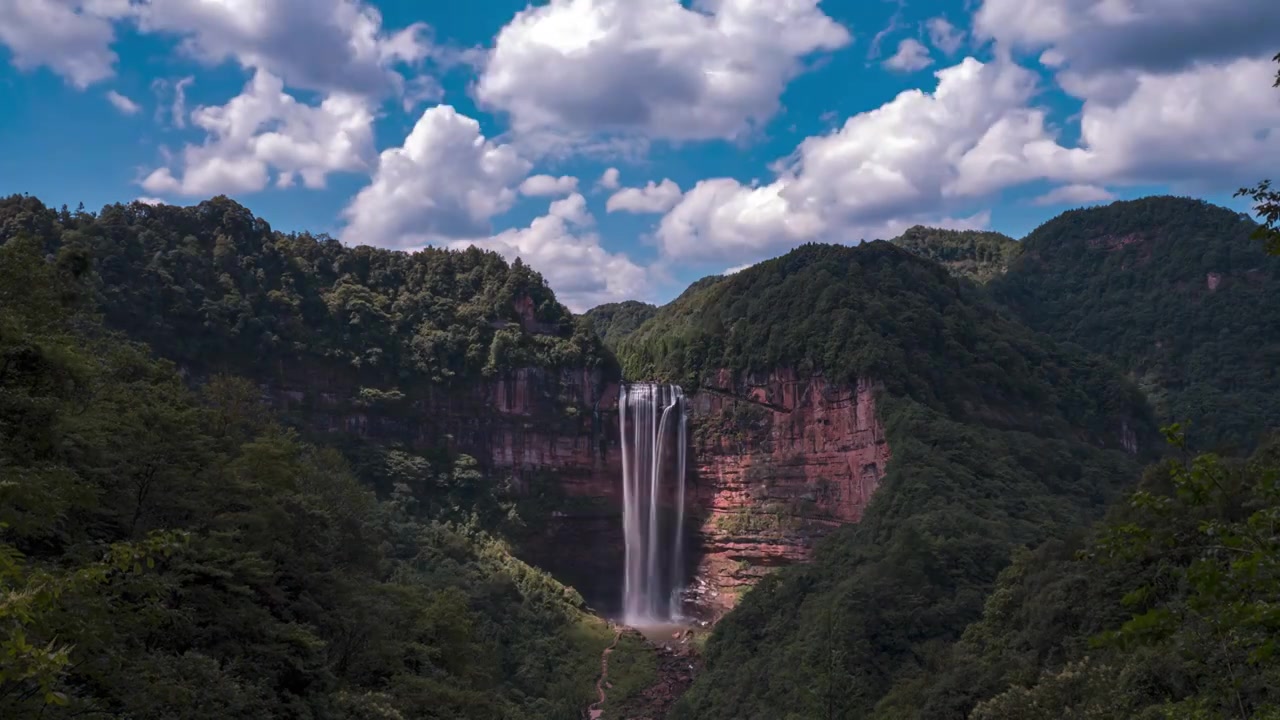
[261,361,889,616]
[683,370,890,615]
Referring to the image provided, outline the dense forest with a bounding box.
[0,194,611,386]
[990,196,1280,453]
[612,241,1158,718]
[890,226,1021,283]
[581,300,657,350]
[644,91,1280,714]
[0,204,621,717]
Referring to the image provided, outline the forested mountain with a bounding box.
[581,300,657,350]
[0,199,618,718]
[890,226,1021,283]
[614,241,1157,718]
[883,430,1280,719]
[990,196,1280,452]
[0,194,610,385]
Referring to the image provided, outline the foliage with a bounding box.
[619,241,1151,447]
[990,196,1280,452]
[894,430,1280,720]
[614,241,1155,719]
[601,632,660,715]
[891,226,1022,283]
[581,300,658,350]
[0,194,611,385]
[1236,175,1280,256]
[0,232,612,717]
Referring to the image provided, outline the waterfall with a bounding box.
[619,383,688,624]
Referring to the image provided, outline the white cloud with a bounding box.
[454,193,649,311]
[134,196,167,206]
[723,261,754,275]
[867,0,906,60]
[105,89,140,114]
[151,76,196,128]
[133,0,438,98]
[475,0,851,141]
[140,71,375,196]
[520,174,580,197]
[974,0,1280,84]
[1053,56,1280,187]
[598,167,621,190]
[926,17,965,55]
[655,58,1058,263]
[606,179,683,213]
[341,105,531,248]
[883,38,934,72]
[0,0,130,88]
[1032,183,1114,206]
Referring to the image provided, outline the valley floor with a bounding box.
[587,622,705,719]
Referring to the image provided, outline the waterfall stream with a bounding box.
[619,383,688,624]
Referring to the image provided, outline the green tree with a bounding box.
[1236,52,1280,256]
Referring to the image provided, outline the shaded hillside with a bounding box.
[990,196,1280,452]
[581,300,657,350]
[877,431,1280,720]
[615,241,1157,719]
[891,225,1021,283]
[0,195,619,510]
[0,235,614,718]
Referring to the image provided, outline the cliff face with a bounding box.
[263,362,888,617]
[683,369,890,615]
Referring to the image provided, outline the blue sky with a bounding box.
[1,0,1278,310]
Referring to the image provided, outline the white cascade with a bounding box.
[619,383,688,624]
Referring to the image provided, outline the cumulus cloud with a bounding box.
[455,193,650,311]
[926,17,965,55]
[1032,184,1114,206]
[606,179,683,214]
[655,58,1057,263]
[133,0,439,98]
[0,0,129,88]
[141,71,375,196]
[105,89,140,114]
[598,167,621,190]
[1054,56,1280,187]
[475,0,851,141]
[883,39,934,72]
[520,174,580,197]
[134,196,167,206]
[340,105,531,248]
[974,0,1280,86]
[0,0,447,99]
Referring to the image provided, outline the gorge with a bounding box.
[4,191,1280,720]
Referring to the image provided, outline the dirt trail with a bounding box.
[588,626,622,719]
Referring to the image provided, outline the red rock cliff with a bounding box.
[262,360,890,617]
[683,369,891,614]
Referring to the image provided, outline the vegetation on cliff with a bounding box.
[890,225,1021,283]
[990,196,1280,453]
[613,241,1155,719]
[0,194,611,386]
[0,225,613,716]
[581,300,657,350]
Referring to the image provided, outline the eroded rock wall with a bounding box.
[683,369,891,615]
[260,360,891,617]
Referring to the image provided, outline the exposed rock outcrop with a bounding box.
[259,361,889,617]
[683,370,890,615]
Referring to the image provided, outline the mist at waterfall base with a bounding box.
[618,383,692,628]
